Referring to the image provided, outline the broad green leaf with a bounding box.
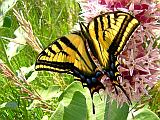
[127,108,160,120]
[58,81,93,118]
[94,95,129,120]
[50,103,64,120]
[104,99,129,120]
[50,91,87,120]
[59,81,87,106]
[93,93,106,120]
[50,82,90,120]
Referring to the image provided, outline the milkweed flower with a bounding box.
[77,0,160,104]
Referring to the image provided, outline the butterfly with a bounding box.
[35,11,140,113]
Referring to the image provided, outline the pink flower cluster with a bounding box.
[77,0,160,103]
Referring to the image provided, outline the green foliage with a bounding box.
[0,0,79,119]
[3,16,12,27]
[149,81,160,117]
[50,82,129,120]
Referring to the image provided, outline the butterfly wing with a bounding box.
[84,11,139,104]
[87,11,140,67]
[35,33,96,77]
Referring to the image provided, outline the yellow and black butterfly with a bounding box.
[35,11,140,113]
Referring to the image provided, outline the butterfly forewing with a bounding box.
[87,11,140,67]
[35,33,96,76]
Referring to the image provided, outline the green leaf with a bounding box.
[3,16,11,27]
[0,101,18,109]
[16,65,38,83]
[50,103,64,120]
[5,27,27,60]
[50,91,87,120]
[93,94,106,120]
[50,82,90,120]
[38,85,62,100]
[128,108,160,120]
[0,0,17,27]
[94,95,129,120]
[104,100,129,120]
[58,81,87,105]
[58,81,93,117]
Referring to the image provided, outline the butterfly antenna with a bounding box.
[113,84,119,95]
[114,83,132,105]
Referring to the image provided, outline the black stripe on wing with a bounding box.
[108,12,140,55]
[59,35,96,73]
[36,33,97,76]
[93,18,104,61]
